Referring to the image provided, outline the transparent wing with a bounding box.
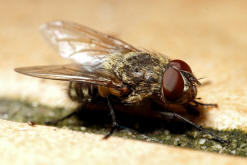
[40,20,139,66]
[15,64,123,88]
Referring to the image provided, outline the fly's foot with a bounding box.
[103,122,121,139]
[103,122,138,139]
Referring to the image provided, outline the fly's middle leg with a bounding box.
[103,96,121,139]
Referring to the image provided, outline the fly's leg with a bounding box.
[45,100,88,125]
[159,111,230,144]
[46,82,91,125]
[103,96,136,139]
[184,100,217,116]
[196,80,217,107]
[104,97,152,139]
[198,80,211,87]
[45,111,79,125]
[103,96,121,139]
[192,100,218,108]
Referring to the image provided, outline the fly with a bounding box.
[15,21,229,144]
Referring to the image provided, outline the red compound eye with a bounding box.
[169,59,192,73]
[162,67,184,101]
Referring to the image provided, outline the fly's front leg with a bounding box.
[194,80,217,107]
[198,80,211,87]
[159,111,229,144]
[183,100,217,116]
[192,100,218,108]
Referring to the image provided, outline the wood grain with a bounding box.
[1,0,247,164]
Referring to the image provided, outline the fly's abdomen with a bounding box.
[67,82,98,103]
[68,82,125,103]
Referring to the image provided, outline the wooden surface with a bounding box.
[1,0,247,164]
[0,119,246,165]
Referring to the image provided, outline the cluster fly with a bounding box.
[15,21,228,144]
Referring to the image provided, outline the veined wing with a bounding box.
[15,64,124,89]
[40,20,139,67]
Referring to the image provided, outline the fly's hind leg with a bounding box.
[45,110,79,125]
[45,82,89,125]
[45,100,88,125]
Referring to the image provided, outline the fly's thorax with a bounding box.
[104,52,170,104]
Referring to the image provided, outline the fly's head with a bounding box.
[161,59,200,104]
